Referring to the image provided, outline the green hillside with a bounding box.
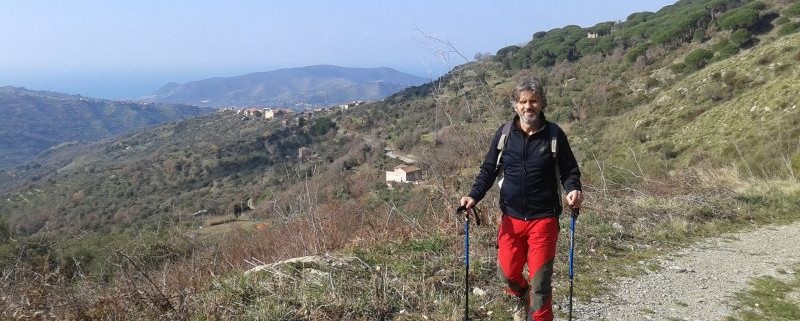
[599,33,799,178]
[0,86,213,170]
[1,0,799,319]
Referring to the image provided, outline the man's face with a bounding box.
[515,90,543,126]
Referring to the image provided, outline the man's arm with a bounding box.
[466,126,504,205]
[557,129,582,208]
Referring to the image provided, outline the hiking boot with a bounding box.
[511,292,530,321]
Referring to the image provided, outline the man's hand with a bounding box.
[566,190,583,209]
[460,196,476,210]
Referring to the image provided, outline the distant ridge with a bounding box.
[0,86,211,169]
[141,65,428,108]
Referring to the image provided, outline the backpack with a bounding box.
[495,121,562,200]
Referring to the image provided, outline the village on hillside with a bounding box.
[217,100,367,120]
[215,100,425,187]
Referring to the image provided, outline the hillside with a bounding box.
[1,0,799,319]
[143,65,428,108]
[0,86,213,170]
[0,109,357,233]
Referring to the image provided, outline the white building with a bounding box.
[385,165,421,183]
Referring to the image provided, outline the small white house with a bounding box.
[386,165,421,183]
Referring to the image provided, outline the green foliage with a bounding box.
[779,21,800,36]
[730,28,752,47]
[693,28,707,43]
[684,48,715,71]
[595,36,616,54]
[502,25,590,69]
[718,8,761,30]
[0,88,210,170]
[713,39,741,60]
[575,38,597,56]
[726,269,800,320]
[0,217,8,241]
[785,2,800,17]
[626,11,656,24]
[310,117,336,136]
[590,21,615,35]
[625,44,649,62]
[495,45,521,69]
[495,45,520,58]
[652,13,705,46]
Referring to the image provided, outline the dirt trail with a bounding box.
[572,221,800,321]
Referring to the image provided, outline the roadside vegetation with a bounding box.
[726,263,800,320]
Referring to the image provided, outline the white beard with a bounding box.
[519,112,539,126]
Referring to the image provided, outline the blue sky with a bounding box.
[0,1,676,99]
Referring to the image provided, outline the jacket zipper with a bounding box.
[522,132,530,220]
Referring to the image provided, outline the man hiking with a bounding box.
[460,78,582,321]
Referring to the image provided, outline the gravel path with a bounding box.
[572,221,800,321]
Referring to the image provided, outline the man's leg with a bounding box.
[497,215,530,297]
[526,217,559,321]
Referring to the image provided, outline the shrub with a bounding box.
[718,8,761,30]
[309,117,335,136]
[684,48,715,71]
[693,29,707,43]
[721,70,751,91]
[625,44,649,63]
[778,21,800,36]
[670,62,687,73]
[704,83,733,102]
[495,45,521,60]
[713,39,740,60]
[730,29,752,48]
[785,2,800,17]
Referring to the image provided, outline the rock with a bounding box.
[668,266,687,273]
[245,254,362,275]
[472,287,487,296]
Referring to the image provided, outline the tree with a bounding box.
[590,21,615,35]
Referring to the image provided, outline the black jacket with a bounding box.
[468,119,581,220]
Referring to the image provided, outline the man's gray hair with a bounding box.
[511,78,547,108]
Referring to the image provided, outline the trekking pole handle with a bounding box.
[456,205,482,226]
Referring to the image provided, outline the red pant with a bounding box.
[497,215,559,321]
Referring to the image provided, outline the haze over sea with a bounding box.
[0,1,674,100]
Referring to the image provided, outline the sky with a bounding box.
[0,1,677,99]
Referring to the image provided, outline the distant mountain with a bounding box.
[142,65,428,108]
[0,86,212,169]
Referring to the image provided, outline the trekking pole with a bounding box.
[568,207,579,321]
[456,205,481,321]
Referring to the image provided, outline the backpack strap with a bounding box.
[549,123,564,214]
[494,120,514,174]
[549,122,561,180]
[549,123,558,158]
